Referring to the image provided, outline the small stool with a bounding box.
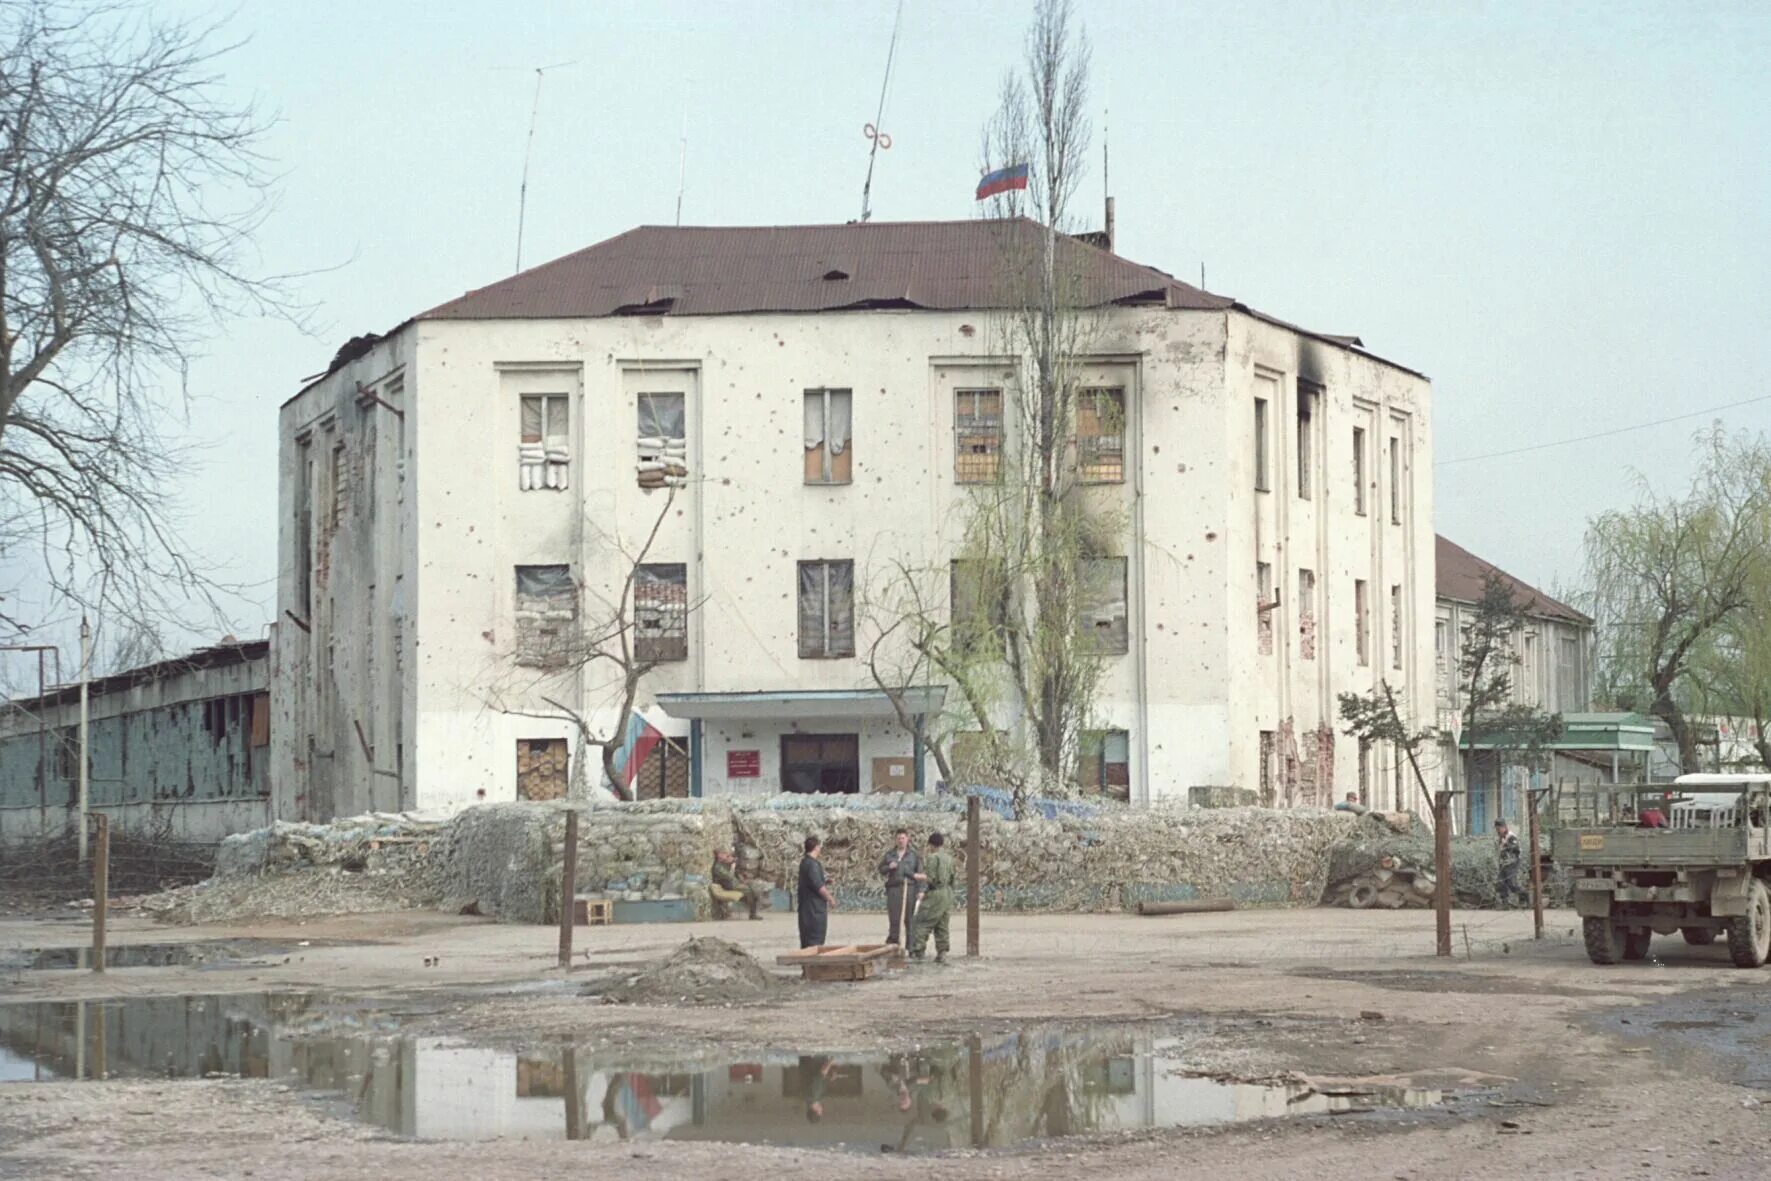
[574,897,614,926]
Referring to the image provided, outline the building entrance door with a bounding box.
[781,734,860,794]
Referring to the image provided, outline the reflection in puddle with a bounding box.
[1,940,303,972]
[0,995,1444,1150]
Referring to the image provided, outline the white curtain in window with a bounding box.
[827,391,851,456]
[803,392,825,452]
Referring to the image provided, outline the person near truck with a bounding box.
[1495,818,1526,907]
[797,835,838,949]
[909,831,957,963]
[879,828,924,946]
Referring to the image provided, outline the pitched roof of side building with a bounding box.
[1436,535,1592,626]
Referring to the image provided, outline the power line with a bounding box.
[1436,393,1771,468]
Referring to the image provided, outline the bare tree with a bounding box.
[1586,429,1771,772]
[0,1,295,638]
[484,489,700,802]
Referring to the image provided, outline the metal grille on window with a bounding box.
[520,394,570,490]
[1076,388,1125,483]
[1079,557,1129,654]
[634,564,688,663]
[798,560,855,658]
[955,389,1002,483]
[638,392,688,489]
[803,388,853,484]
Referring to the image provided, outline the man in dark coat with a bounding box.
[797,835,838,948]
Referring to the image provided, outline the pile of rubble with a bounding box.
[1322,852,1440,909]
[596,936,787,1005]
[1323,820,1509,909]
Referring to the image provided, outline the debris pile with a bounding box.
[1322,852,1440,909]
[598,936,787,1005]
[1323,822,1508,909]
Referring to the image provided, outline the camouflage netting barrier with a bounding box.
[1323,821,1512,909]
[145,796,1368,924]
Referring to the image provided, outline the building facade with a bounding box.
[273,220,1434,820]
[0,640,272,843]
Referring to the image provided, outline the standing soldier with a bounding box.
[909,831,957,964]
[878,828,923,946]
[1495,818,1525,907]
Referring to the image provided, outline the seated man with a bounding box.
[710,848,765,920]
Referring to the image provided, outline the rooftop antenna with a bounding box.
[505,58,579,273]
[675,88,689,226]
[1102,107,1114,251]
[859,0,905,222]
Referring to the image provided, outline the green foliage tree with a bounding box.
[1457,570,1564,802]
[1337,680,1437,822]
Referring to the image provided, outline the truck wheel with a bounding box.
[1622,928,1652,960]
[1681,927,1717,946]
[1583,916,1625,964]
[1726,879,1771,968]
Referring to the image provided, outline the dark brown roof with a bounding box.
[1436,536,1591,625]
[421,219,1234,321]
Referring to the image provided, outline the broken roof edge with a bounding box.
[281,318,415,410]
[1230,304,1429,382]
[2,638,271,716]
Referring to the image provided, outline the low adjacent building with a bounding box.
[0,640,272,844]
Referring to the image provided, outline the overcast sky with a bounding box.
[130,0,1771,649]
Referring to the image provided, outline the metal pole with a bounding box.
[91,813,108,973]
[965,795,981,957]
[1528,787,1545,940]
[36,650,44,812]
[78,618,91,865]
[558,808,578,968]
[1433,790,1453,957]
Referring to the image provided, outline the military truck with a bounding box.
[1551,774,1771,967]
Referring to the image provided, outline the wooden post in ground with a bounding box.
[1528,787,1546,940]
[968,1033,985,1148]
[90,813,109,974]
[561,1045,583,1140]
[1433,790,1452,957]
[965,795,981,957]
[558,808,578,969]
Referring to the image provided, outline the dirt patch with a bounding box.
[1289,967,1621,999]
[595,936,791,1006]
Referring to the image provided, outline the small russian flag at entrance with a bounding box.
[976,162,1030,200]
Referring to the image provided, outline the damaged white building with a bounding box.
[272,219,1434,820]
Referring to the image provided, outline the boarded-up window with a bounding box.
[633,735,690,800]
[520,393,570,490]
[330,441,348,527]
[1355,579,1370,666]
[1079,557,1129,655]
[250,692,271,748]
[515,564,576,668]
[638,391,688,489]
[798,560,855,658]
[634,563,688,663]
[1257,560,1274,654]
[803,388,853,484]
[1258,730,1276,805]
[1076,388,1125,483]
[516,738,569,800]
[1391,583,1404,670]
[1298,569,1317,660]
[1078,729,1131,801]
[955,389,1002,483]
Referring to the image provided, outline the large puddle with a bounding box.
[0,940,311,973]
[0,994,1447,1150]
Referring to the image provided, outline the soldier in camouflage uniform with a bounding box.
[909,831,957,963]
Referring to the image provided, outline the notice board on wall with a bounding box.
[727,749,761,778]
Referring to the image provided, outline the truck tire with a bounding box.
[1681,927,1717,946]
[1583,916,1625,965]
[1726,879,1771,968]
[1622,928,1652,960]
[1347,883,1378,909]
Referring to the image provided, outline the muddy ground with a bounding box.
[1,904,1767,1180]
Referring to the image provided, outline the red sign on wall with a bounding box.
[727,750,761,778]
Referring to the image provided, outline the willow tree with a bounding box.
[1586,430,1771,772]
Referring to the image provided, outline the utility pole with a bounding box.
[558,807,579,968]
[1433,790,1453,957]
[965,795,981,957]
[1528,785,1546,939]
[78,617,91,865]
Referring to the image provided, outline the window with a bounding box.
[1254,397,1270,491]
[1390,584,1404,669]
[633,735,691,800]
[1355,579,1370,666]
[1256,560,1275,652]
[1298,569,1316,660]
[955,389,1002,483]
[1436,621,1453,704]
[1076,388,1125,483]
[330,441,348,528]
[638,391,687,489]
[1258,730,1276,804]
[296,440,314,616]
[514,565,576,668]
[1518,632,1539,704]
[951,559,1009,648]
[520,393,570,490]
[1079,729,1131,801]
[1389,436,1402,524]
[516,738,569,800]
[781,733,859,794]
[1079,557,1129,655]
[634,564,688,663]
[1296,381,1319,500]
[798,560,855,658]
[803,387,853,484]
[1557,632,1585,712]
[1358,738,1372,803]
[1352,426,1367,515]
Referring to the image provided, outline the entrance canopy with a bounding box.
[653,686,946,722]
[1461,711,1656,753]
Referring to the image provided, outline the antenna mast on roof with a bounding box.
[859,0,905,223]
[675,88,689,226]
[507,58,578,273]
[1102,108,1114,252]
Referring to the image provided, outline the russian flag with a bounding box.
[610,711,663,791]
[976,162,1030,200]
